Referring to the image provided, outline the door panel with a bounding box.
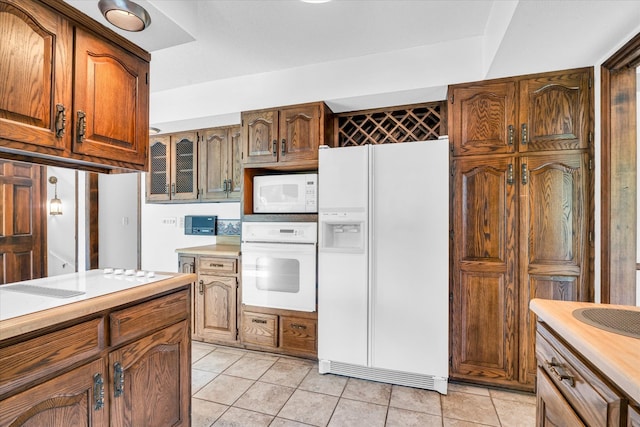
[519,153,588,385]
[0,161,45,284]
[279,105,320,162]
[519,70,591,152]
[451,156,517,384]
[243,110,277,164]
[200,128,228,200]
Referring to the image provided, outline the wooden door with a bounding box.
[519,153,589,386]
[0,0,72,151]
[170,132,198,201]
[72,28,148,166]
[279,104,321,163]
[519,69,591,152]
[0,359,109,427]
[228,126,243,198]
[243,110,278,164]
[195,274,237,343]
[536,368,585,427]
[146,135,171,202]
[0,161,45,284]
[199,128,229,201]
[451,155,518,386]
[109,320,190,427]
[448,81,517,156]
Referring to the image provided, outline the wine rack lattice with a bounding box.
[335,101,446,147]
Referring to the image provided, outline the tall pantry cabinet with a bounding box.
[448,67,593,391]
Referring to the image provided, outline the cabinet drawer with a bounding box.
[198,257,237,274]
[242,312,277,348]
[280,316,316,353]
[0,317,105,397]
[536,324,623,426]
[110,290,189,346]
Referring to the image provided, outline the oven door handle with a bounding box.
[241,243,316,253]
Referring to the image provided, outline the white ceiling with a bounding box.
[65,0,640,132]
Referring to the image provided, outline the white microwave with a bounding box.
[253,174,318,213]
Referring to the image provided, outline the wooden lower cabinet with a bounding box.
[0,359,109,427]
[190,255,240,346]
[109,320,190,427]
[0,287,191,427]
[535,322,633,427]
[241,308,318,359]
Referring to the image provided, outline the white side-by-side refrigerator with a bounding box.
[317,139,449,394]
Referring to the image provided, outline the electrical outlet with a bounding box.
[161,217,177,226]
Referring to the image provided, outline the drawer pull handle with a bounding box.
[77,110,86,142]
[55,104,66,137]
[507,124,514,145]
[114,362,125,397]
[93,373,105,410]
[545,357,575,387]
[252,319,267,324]
[291,323,307,330]
[199,280,204,294]
[209,263,224,268]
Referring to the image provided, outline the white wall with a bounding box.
[140,177,240,273]
[46,167,77,276]
[98,173,140,270]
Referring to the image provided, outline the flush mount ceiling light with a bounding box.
[98,0,151,32]
[149,127,161,135]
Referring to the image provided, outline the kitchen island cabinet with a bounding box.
[530,299,640,427]
[0,270,194,427]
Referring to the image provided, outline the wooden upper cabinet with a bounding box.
[0,0,150,172]
[0,0,72,151]
[519,70,591,152]
[170,132,198,200]
[449,68,592,156]
[449,82,517,156]
[242,102,333,167]
[146,135,171,202]
[72,28,148,166]
[199,126,242,201]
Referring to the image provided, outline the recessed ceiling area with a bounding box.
[64,1,640,133]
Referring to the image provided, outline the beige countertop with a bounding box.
[0,271,196,341]
[175,242,240,257]
[530,299,640,404]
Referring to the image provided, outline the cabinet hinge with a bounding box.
[449,229,454,239]
[589,231,593,244]
[146,72,149,85]
[449,94,454,104]
[588,77,592,89]
[589,159,593,170]
[450,165,454,177]
[588,131,593,144]
[449,292,453,303]
[449,355,453,367]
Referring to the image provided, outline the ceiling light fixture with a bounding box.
[98,0,151,32]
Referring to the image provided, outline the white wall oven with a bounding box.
[241,222,317,312]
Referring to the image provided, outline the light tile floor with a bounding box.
[191,341,537,427]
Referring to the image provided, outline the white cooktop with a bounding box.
[0,269,171,321]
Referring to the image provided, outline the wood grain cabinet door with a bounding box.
[146,135,171,202]
[451,156,518,385]
[519,153,589,386]
[169,132,198,201]
[0,359,109,427]
[243,110,278,164]
[199,128,230,201]
[278,104,321,163]
[518,69,591,153]
[195,274,237,342]
[72,28,148,166]
[449,82,517,156]
[109,320,190,427]
[0,0,72,151]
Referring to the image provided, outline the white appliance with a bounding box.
[253,174,318,213]
[241,222,317,312]
[317,139,449,394]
